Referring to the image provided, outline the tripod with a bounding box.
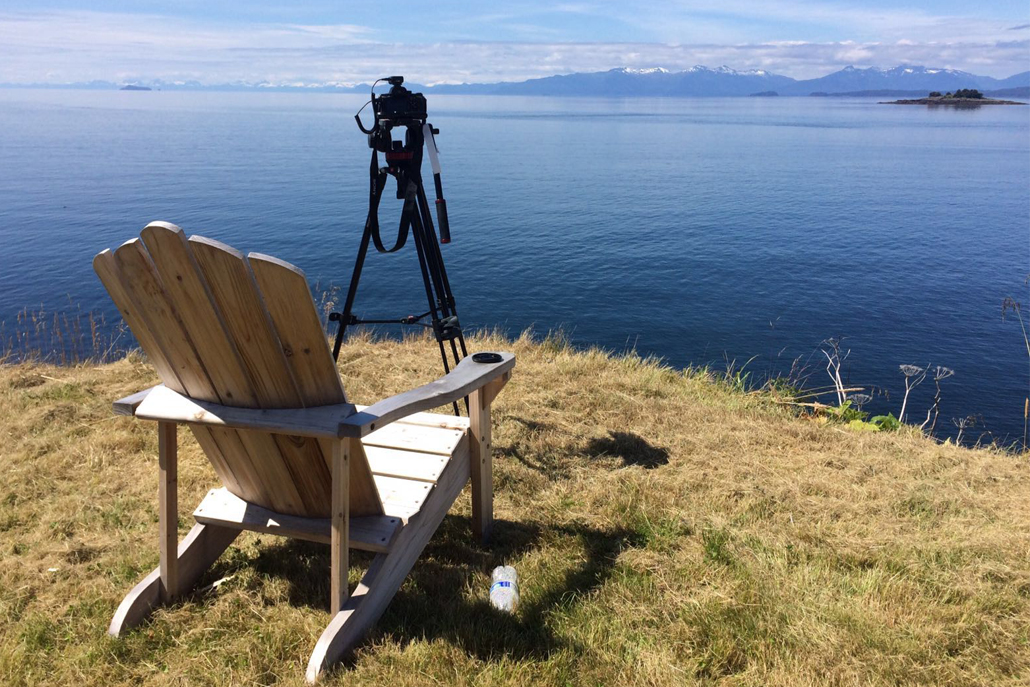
[330,117,468,413]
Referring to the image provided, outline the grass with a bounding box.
[1,330,1028,686]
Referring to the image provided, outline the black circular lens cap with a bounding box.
[472,352,503,364]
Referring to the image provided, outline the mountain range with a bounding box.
[8,65,1029,98]
[427,65,1029,97]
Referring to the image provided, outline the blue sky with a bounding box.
[1,1,1027,85]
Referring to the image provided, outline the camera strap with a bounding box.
[365,147,419,254]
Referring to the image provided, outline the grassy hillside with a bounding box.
[1,332,1027,686]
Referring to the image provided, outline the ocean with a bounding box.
[0,89,1027,444]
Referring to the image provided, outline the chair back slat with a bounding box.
[249,252,382,516]
[112,239,219,399]
[189,236,304,405]
[94,249,184,390]
[140,223,261,408]
[249,253,347,406]
[94,223,384,518]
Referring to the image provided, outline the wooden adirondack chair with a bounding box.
[94,221,513,682]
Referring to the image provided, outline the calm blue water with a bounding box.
[1,89,1027,444]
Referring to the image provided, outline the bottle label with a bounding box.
[490,581,512,593]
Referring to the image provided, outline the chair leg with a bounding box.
[306,435,472,683]
[469,388,493,544]
[109,421,238,636]
[158,421,179,601]
[331,438,352,613]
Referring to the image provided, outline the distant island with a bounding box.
[749,91,779,97]
[882,89,1025,106]
[119,84,151,91]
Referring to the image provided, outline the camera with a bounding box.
[375,76,427,123]
[358,76,428,155]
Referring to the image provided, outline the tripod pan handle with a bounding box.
[436,197,451,244]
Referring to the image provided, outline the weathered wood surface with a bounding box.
[248,252,347,406]
[113,386,157,416]
[341,352,515,437]
[158,421,179,601]
[189,234,359,516]
[249,251,381,512]
[355,405,470,431]
[469,387,493,544]
[133,384,492,458]
[94,246,245,500]
[480,370,511,408]
[94,222,382,517]
[364,445,447,483]
[192,488,401,553]
[331,439,352,611]
[135,385,356,438]
[362,421,466,455]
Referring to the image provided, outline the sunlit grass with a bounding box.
[1,330,1028,685]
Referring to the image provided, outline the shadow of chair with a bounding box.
[585,431,670,469]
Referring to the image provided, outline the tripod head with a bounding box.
[356,76,429,161]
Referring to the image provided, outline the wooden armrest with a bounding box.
[121,351,513,439]
[340,352,515,438]
[113,386,158,416]
[134,385,356,439]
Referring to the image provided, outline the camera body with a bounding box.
[367,77,426,155]
[375,76,427,123]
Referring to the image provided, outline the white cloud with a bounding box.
[0,9,1026,85]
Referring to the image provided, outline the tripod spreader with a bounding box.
[329,311,460,335]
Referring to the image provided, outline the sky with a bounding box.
[1,1,1028,85]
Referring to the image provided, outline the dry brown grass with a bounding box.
[1,331,1028,686]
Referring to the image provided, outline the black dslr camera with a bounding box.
[356,76,428,154]
[374,76,427,122]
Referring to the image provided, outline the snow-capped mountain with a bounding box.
[778,65,993,95]
[428,64,1027,97]
[11,65,1028,97]
[429,65,795,96]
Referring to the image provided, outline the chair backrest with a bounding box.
[94,222,381,518]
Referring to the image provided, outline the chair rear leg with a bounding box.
[110,421,239,635]
[109,522,239,635]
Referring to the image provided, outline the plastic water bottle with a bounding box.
[490,565,519,612]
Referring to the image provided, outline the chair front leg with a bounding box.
[158,421,179,601]
[469,388,494,544]
[331,438,354,612]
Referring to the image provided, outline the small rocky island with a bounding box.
[120,84,152,91]
[882,89,1025,106]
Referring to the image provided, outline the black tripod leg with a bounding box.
[406,183,463,415]
[414,185,457,318]
[412,184,469,414]
[333,219,374,360]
